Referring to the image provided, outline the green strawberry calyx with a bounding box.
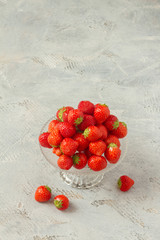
[45,185,51,193]
[117,178,122,189]
[74,116,83,126]
[51,144,59,148]
[73,154,80,165]
[58,107,66,122]
[99,103,108,107]
[121,122,127,128]
[108,143,118,148]
[83,128,90,138]
[54,199,63,209]
[113,120,119,130]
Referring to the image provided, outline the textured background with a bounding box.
[0,0,160,239]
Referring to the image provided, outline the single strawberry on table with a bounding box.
[58,122,76,138]
[54,195,69,210]
[47,128,63,147]
[104,115,119,131]
[94,103,110,124]
[73,132,89,151]
[78,100,95,115]
[56,106,73,122]
[35,185,51,202]
[83,126,102,142]
[78,114,96,131]
[57,154,73,170]
[89,140,106,156]
[88,155,107,171]
[68,109,84,126]
[39,132,52,148]
[48,119,60,133]
[104,143,121,164]
[72,152,87,169]
[111,121,127,138]
[60,138,79,156]
[117,175,134,192]
[105,134,120,148]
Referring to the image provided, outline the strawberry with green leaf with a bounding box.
[83,126,102,142]
[72,152,87,169]
[94,103,110,124]
[54,195,69,210]
[111,122,127,138]
[104,115,119,131]
[68,109,84,126]
[105,143,121,164]
[56,106,73,122]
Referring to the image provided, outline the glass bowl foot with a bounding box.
[60,171,104,189]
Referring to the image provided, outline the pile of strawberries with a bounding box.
[39,101,127,172]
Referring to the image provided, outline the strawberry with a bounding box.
[104,143,121,164]
[56,106,73,122]
[105,134,120,148]
[57,155,73,170]
[84,148,93,158]
[97,124,108,140]
[73,133,89,151]
[78,100,95,115]
[83,126,102,142]
[60,138,79,156]
[94,104,110,124]
[78,114,96,131]
[117,175,134,192]
[73,152,87,169]
[47,129,63,147]
[39,132,52,148]
[111,122,127,138]
[58,122,76,138]
[68,109,84,126]
[48,119,60,133]
[52,147,62,156]
[54,195,69,210]
[89,140,106,156]
[35,185,51,202]
[104,115,119,131]
[88,155,107,171]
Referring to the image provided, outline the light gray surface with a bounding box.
[0,0,160,239]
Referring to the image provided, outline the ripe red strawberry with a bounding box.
[56,106,73,122]
[105,134,120,148]
[78,100,95,115]
[78,114,96,131]
[58,122,76,138]
[35,185,51,202]
[54,195,69,210]
[89,140,106,156]
[73,133,89,151]
[60,138,79,156]
[48,129,63,147]
[39,132,52,148]
[104,143,121,164]
[88,155,107,171]
[118,175,134,192]
[57,155,73,170]
[97,124,108,140]
[72,152,87,169]
[111,122,127,138]
[52,147,62,156]
[84,148,93,158]
[68,109,84,126]
[94,104,110,124]
[48,119,60,133]
[104,115,119,131]
[83,126,102,142]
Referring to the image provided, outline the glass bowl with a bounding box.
[39,118,128,189]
